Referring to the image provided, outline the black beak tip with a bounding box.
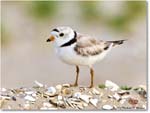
[46,39,50,42]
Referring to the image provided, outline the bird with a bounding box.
[46,26,126,88]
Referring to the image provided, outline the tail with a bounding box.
[108,39,127,47]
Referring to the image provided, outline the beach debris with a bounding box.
[73,92,81,99]
[45,87,57,96]
[105,80,119,91]
[90,98,98,107]
[55,85,62,92]
[128,98,138,107]
[92,88,100,95]
[62,88,72,96]
[62,84,70,88]
[34,80,44,87]
[113,93,121,101]
[79,95,91,103]
[102,104,113,110]
[24,95,36,102]
[0,80,147,110]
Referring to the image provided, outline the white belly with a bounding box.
[55,45,110,67]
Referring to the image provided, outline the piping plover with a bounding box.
[47,26,126,88]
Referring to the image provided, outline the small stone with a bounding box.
[105,80,119,91]
[12,96,17,101]
[128,98,138,105]
[24,95,36,101]
[34,80,44,87]
[90,98,98,107]
[102,105,113,110]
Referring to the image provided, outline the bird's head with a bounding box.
[47,26,76,47]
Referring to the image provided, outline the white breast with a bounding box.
[55,44,112,67]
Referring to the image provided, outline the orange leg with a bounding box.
[89,68,94,88]
[71,66,79,87]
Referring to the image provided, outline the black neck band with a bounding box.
[60,31,77,47]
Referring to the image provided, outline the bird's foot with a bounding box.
[70,83,78,87]
[88,85,94,88]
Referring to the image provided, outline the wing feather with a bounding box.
[74,34,111,56]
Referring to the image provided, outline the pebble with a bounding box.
[102,105,113,110]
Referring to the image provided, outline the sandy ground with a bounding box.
[0,80,147,110]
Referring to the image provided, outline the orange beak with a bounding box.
[46,35,55,42]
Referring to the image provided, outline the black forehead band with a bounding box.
[52,28,59,32]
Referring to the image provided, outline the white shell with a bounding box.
[113,93,120,101]
[139,85,146,91]
[73,92,81,99]
[105,80,119,91]
[80,95,91,103]
[55,85,62,91]
[25,91,35,95]
[92,88,100,95]
[34,80,44,87]
[121,95,130,99]
[1,88,7,92]
[57,95,63,100]
[43,102,53,107]
[102,105,113,110]
[120,99,126,104]
[90,98,98,107]
[45,87,56,96]
[24,95,36,101]
[62,84,70,87]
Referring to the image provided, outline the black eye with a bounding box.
[59,33,64,37]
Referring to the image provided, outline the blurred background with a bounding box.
[1,1,147,88]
